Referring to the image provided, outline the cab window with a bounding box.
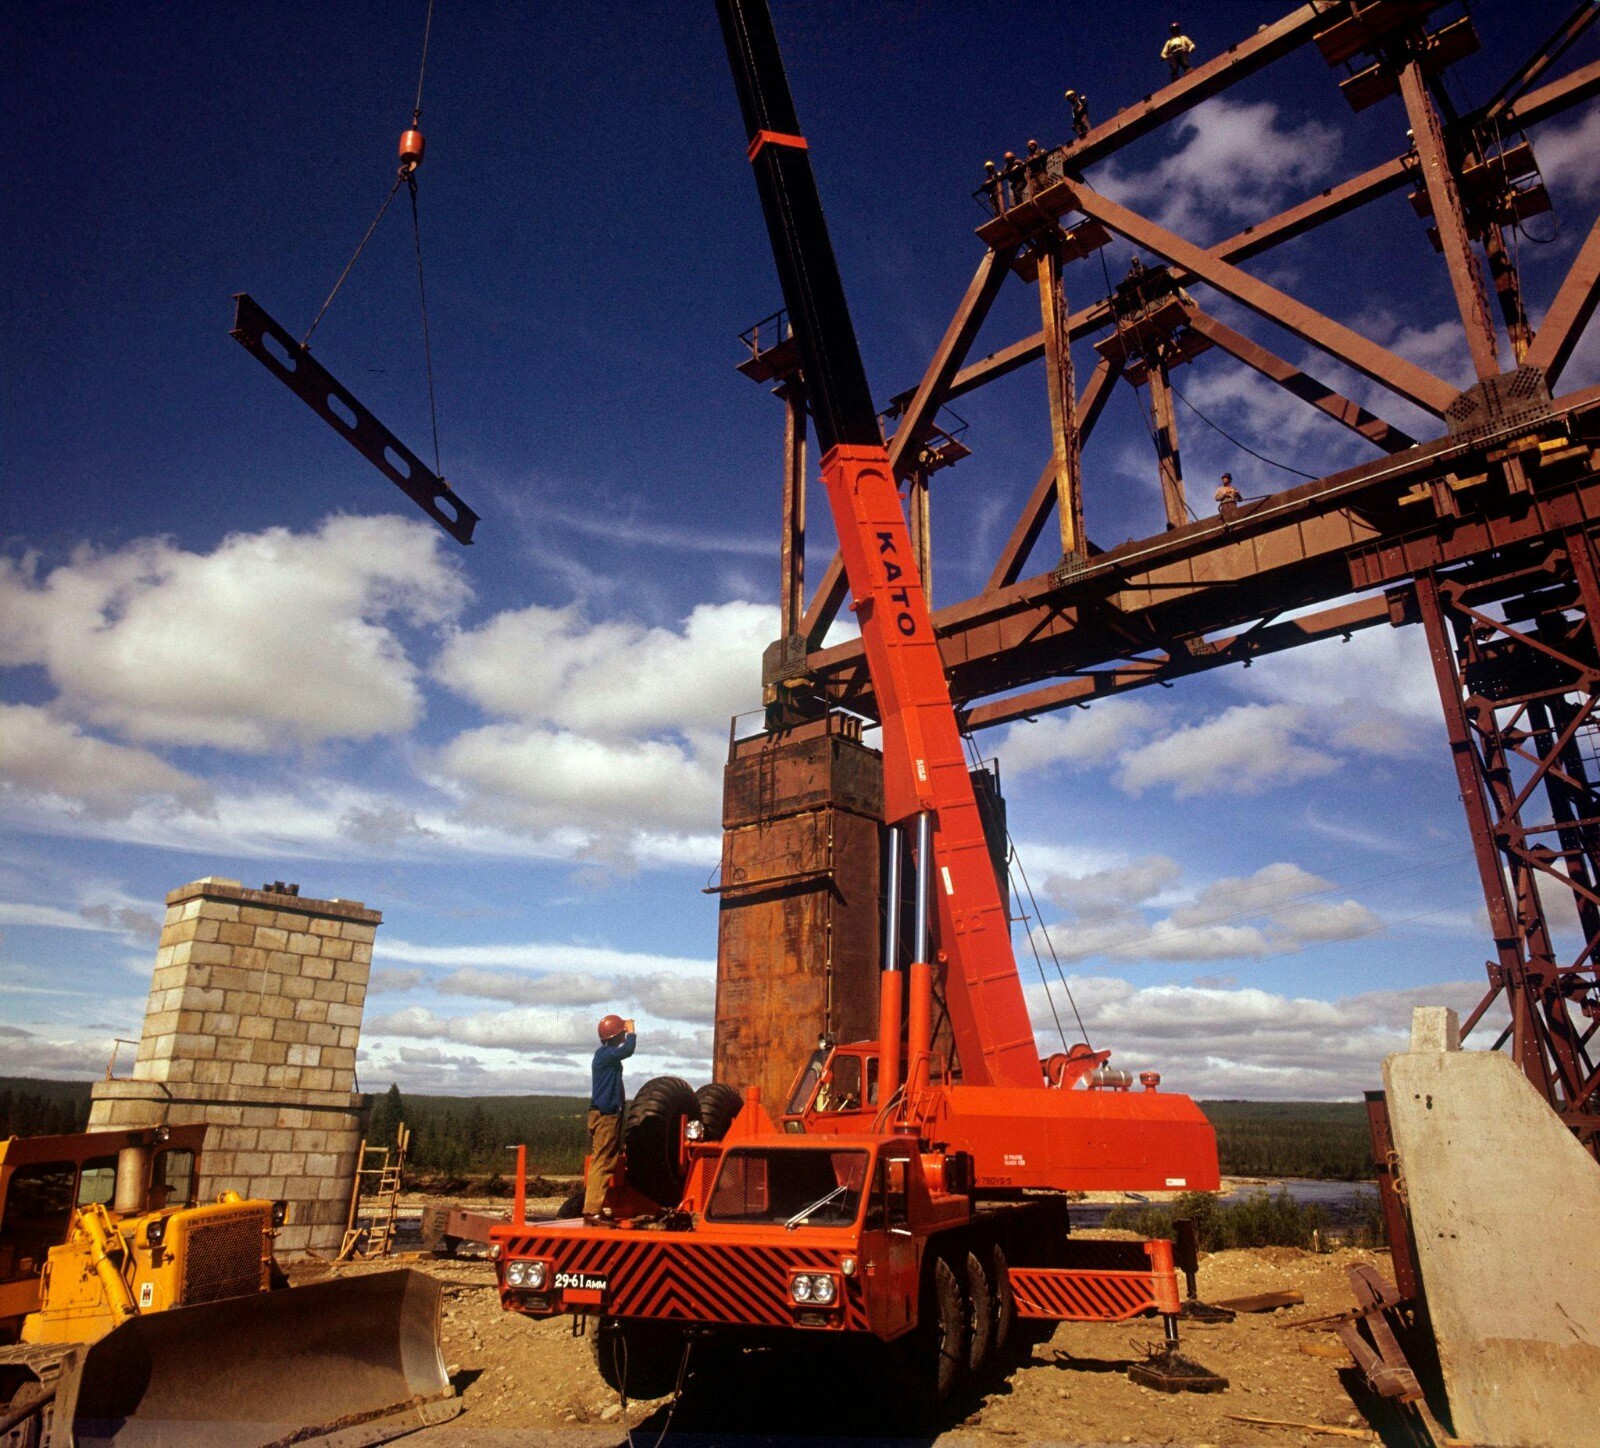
[153,1148,196,1209]
[1,1161,77,1275]
[76,1156,117,1208]
[864,1154,910,1230]
[785,1050,827,1115]
[816,1054,863,1111]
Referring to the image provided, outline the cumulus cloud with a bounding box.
[436,966,715,1024]
[1099,98,1340,240]
[369,967,426,994]
[1037,859,1382,965]
[0,705,210,818]
[1117,703,1337,797]
[0,516,467,752]
[1530,107,1600,204]
[435,600,773,741]
[368,1004,712,1060]
[996,698,1155,776]
[1025,974,1495,1098]
[431,599,772,850]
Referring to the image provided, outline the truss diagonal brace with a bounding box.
[1060,182,1461,417]
[230,293,479,544]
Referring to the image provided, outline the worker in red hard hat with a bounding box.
[584,1013,637,1218]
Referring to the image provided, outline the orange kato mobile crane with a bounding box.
[491,0,1222,1416]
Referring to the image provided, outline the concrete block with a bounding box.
[185,986,227,1011]
[337,1027,361,1049]
[255,926,289,950]
[265,950,299,975]
[201,1013,240,1037]
[273,1019,310,1044]
[293,999,329,1024]
[192,918,221,943]
[1385,1017,1600,1447]
[282,976,315,1000]
[323,1047,355,1073]
[309,918,342,937]
[144,1009,180,1037]
[250,1040,289,1065]
[285,1044,321,1068]
[256,1128,294,1152]
[240,905,279,926]
[320,937,353,962]
[186,942,232,967]
[302,957,335,981]
[304,1152,339,1178]
[311,979,345,1003]
[331,959,364,984]
[326,1002,362,1029]
[270,1151,308,1176]
[173,1032,215,1059]
[204,965,248,993]
[216,1037,252,1063]
[196,900,241,923]
[340,922,378,945]
[261,995,294,1019]
[192,1060,231,1085]
[350,943,373,966]
[302,1068,335,1091]
[218,921,255,947]
[287,932,322,956]
[307,1023,338,1047]
[1410,1005,1461,1053]
[240,1015,274,1040]
[231,946,268,975]
[345,985,366,1010]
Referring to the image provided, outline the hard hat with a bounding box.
[597,1013,626,1041]
[1065,88,1077,97]
[1171,22,1182,32]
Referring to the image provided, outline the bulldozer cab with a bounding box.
[1,1125,206,1339]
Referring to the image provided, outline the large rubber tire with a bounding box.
[963,1248,994,1375]
[912,1254,968,1403]
[623,1076,700,1206]
[990,1242,1016,1358]
[694,1082,744,1141]
[557,1186,585,1219]
[590,1317,686,1400]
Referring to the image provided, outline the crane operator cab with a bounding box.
[783,1039,887,1133]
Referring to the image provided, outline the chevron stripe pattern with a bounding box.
[1007,1267,1163,1322]
[502,1232,870,1330]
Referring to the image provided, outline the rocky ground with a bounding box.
[334,1194,1433,1448]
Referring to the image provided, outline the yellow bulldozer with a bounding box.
[1,1123,458,1446]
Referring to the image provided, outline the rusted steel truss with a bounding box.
[739,2,1600,1132]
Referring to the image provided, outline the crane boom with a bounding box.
[715,0,1041,1090]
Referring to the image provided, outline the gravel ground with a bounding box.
[357,1211,1409,1448]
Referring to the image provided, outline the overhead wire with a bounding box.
[300,0,447,480]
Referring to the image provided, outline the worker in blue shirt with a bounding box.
[584,1013,636,1217]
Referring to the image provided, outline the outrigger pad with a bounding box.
[1179,1299,1237,1324]
[1127,1349,1229,1394]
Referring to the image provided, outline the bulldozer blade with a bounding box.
[58,1268,460,1447]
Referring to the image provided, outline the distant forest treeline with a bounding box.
[3,1078,1377,1181]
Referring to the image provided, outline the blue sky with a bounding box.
[5,1,1599,1102]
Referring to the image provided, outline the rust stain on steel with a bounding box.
[713,713,882,1109]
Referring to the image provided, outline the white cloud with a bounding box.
[1099,98,1340,240]
[435,600,773,742]
[0,705,210,818]
[1025,975,1496,1098]
[1530,107,1600,204]
[367,1004,712,1061]
[1036,859,1382,966]
[996,698,1155,776]
[1117,702,1336,797]
[436,724,719,835]
[375,937,711,977]
[436,966,715,1023]
[0,516,467,751]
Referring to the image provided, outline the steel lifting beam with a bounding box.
[230,294,479,544]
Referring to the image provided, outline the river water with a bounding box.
[1069,1176,1377,1229]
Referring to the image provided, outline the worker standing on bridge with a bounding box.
[1162,22,1196,80]
[585,1014,636,1218]
[1215,472,1243,512]
[1065,89,1091,139]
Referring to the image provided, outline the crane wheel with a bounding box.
[910,1254,968,1402]
[623,1076,700,1205]
[963,1248,994,1374]
[989,1242,1016,1357]
[591,1317,686,1400]
[694,1082,744,1141]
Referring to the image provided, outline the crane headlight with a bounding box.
[811,1273,837,1305]
[791,1274,814,1303]
[506,1260,528,1287]
[685,1120,704,1141]
[526,1260,548,1290]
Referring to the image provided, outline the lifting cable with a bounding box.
[960,730,1090,1052]
[301,0,446,478]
